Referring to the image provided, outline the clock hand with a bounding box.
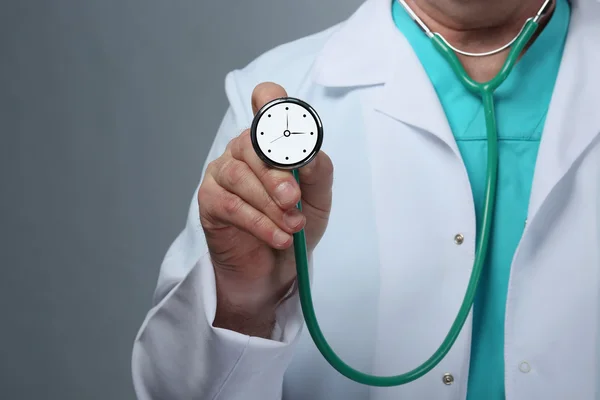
[286,113,289,130]
[291,132,307,135]
[270,135,284,143]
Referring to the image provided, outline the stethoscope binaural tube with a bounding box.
[290,16,543,387]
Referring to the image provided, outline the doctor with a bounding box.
[131,0,600,398]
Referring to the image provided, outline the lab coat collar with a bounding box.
[311,0,459,148]
[311,0,399,88]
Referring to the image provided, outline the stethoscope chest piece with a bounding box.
[250,97,324,170]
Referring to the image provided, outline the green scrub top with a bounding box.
[391,0,570,398]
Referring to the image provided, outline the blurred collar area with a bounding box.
[311,0,600,88]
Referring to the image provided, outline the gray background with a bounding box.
[0,0,362,399]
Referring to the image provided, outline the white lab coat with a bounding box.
[131,0,600,398]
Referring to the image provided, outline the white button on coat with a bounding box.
[131,0,600,399]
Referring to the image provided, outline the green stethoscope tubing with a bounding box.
[290,20,541,387]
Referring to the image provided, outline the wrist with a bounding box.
[212,299,276,338]
[212,268,295,338]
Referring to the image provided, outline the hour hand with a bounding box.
[291,131,306,135]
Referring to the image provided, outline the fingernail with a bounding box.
[274,182,296,206]
[273,229,291,247]
[283,209,305,230]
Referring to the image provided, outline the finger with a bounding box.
[251,82,288,115]
[212,157,306,233]
[297,151,334,216]
[200,175,293,249]
[230,131,302,210]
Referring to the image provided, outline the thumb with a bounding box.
[251,82,288,114]
[297,151,334,217]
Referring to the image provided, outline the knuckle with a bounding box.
[206,152,230,175]
[225,139,235,153]
[248,212,269,233]
[197,184,210,206]
[223,159,249,188]
[222,194,245,217]
[229,132,251,159]
[227,137,239,155]
[197,182,218,225]
[238,131,252,151]
[197,174,218,207]
[205,159,219,175]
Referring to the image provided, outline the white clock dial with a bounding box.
[251,97,323,170]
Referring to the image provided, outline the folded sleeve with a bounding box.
[131,71,306,400]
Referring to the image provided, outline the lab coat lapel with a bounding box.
[311,0,458,154]
[372,44,458,156]
[527,0,600,222]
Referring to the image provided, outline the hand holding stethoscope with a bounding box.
[198,83,333,347]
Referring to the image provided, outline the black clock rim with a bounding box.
[250,96,324,171]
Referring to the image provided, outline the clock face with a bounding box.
[250,97,323,170]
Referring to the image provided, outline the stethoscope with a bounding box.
[250,0,553,387]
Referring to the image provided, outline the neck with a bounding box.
[406,0,554,81]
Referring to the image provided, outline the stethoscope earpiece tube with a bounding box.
[290,15,543,387]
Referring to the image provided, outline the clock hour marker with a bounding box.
[260,132,264,135]
[286,107,289,110]
[303,149,307,153]
[268,149,271,153]
[285,157,289,160]
[310,132,314,135]
[303,114,306,118]
[268,114,271,117]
